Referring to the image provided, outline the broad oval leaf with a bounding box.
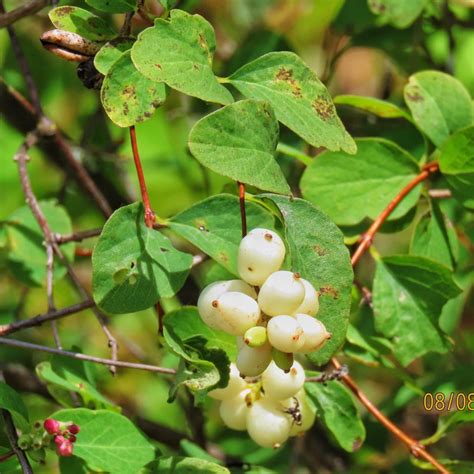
[439,126,474,209]
[94,38,134,75]
[305,380,365,452]
[92,202,193,314]
[4,201,74,287]
[334,95,412,120]
[150,456,229,473]
[49,6,116,41]
[53,409,155,474]
[85,0,136,13]
[101,51,166,127]
[368,0,427,28]
[131,9,233,105]
[0,382,29,432]
[300,138,421,227]
[188,100,289,194]
[257,195,353,365]
[169,193,274,274]
[404,71,473,148]
[230,52,356,154]
[373,255,462,366]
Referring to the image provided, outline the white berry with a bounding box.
[208,363,247,401]
[267,315,304,353]
[238,228,285,285]
[293,278,319,316]
[262,361,305,401]
[294,314,330,353]
[258,271,305,317]
[197,280,257,331]
[236,342,272,377]
[214,291,260,335]
[219,388,252,431]
[246,399,291,448]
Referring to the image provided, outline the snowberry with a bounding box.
[208,363,247,400]
[262,361,305,401]
[286,390,317,436]
[197,280,256,331]
[246,399,291,448]
[258,271,305,317]
[219,388,253,431]
[293,278,319,316]
[267,315,304,353]
[294,314,330,353]
[243,326,267,347]
[213,291,260,335]
[236,342,272,377]
[43,418,60,435]
[238,228,285,285]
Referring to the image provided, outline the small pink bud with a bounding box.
[44,418,60,435]
[54,435,65,446]
[56,439,73,457]
[68,435,77,443]
[68,424,80,435]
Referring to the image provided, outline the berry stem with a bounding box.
[129,126,155,228]
[237,181,247,238]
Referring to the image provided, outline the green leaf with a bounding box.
[94,38,134,75]
[439,126,474,209]
[131,9,233,105]
[334,95,412,120]
[188,100,289,194]
[149,456,229,473]
[85,0,136,13]
[59,456,89,474]
[163,306,237,359]
[257,195,353,365]
[101,51,166,127]
[0,382,29,432]
[92,202,192,314]
[53,409,155,474]
[404,71,473,148]
[368,0,427,28]
[300,138,421,227]
[410,200,458,269]
[49,6,116,41]
[169,194,274,274]
[422,409,474,445]
[4,201,74,287]
[164,327,230,401]
[36,355,115,410]
[229,52,356,154]
[413,459,474,474]
[305,381,365,452]
[373,255,462,366]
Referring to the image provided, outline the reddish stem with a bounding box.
[0,451,15,462]
[75,247,93,257]
[351,162,439,266]
[129,126,155,228]
[238,181,247,238]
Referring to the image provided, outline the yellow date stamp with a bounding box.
[423,392,474,412]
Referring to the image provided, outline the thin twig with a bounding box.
[0,450,15,462]
[46,243,62,348]
[129,126,155,227]
[55,228,102,244]
[0,0,49,28]
[351,162,439,266]
[0,338,176,375]
[1,410,33,474]
[305,365,349,383]
[14,131,118,372]
[237,181,247,238]
[331,358,449,474]
[0,301,94,337]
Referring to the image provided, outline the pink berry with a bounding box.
[56,438,73,457]
[44,418,60,435]
[68,424,80,435]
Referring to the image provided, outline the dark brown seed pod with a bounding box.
[40,29,101,63]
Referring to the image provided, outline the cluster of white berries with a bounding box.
[208,361,316,448]
[198,228,331,376]
[197,228,330,447]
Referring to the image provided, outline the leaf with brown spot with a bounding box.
[101,51,166,127]
[230,52,356,154]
